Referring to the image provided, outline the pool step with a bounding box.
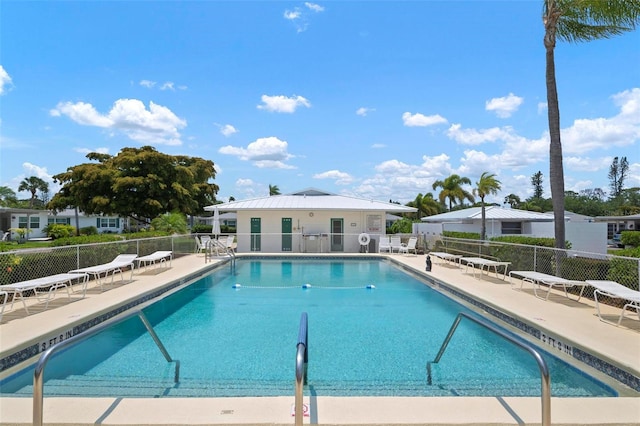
[5,374,577,398]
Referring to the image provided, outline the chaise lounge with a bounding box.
[509,270,588,301]
[69,254,138,290]
[0,272,89,320]
[585,280,640,325]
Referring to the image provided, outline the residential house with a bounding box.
[414,206,606,254]
[204,188,416,253]
[0,207,125,240]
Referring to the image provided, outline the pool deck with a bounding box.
[1,252,639,426]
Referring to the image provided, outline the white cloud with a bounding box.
[560,88,640,154]
[75,147,110,155]
[356,107,375,117]
[139,80,156,88]
[160,82,175,91]
[485,93,524,118]
[219,124,238,137]
[0,66,13,95]
[447,123,517,145]
[402,112,447,127]
[371,143,386,149]
[313,170,353,185]
[305,2,324,12]
[284,2,324,32]
[257,95,311,113]
[50,98,186,146]
[219,136,296,169]
[284,9,302,20]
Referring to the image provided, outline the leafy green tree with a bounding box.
[432,174,475,210]
[543,0,640,249]
[18,176,49,208]
[474,172,502,240]
[531,171,544,200]
[0,186,18,207]
[269,184,281,196]
[151,212,188,234]
[406,193,440,219]
[564,189,608,217]
[49,146,218,224]
[503,193,521,209]
[608,156,629,199]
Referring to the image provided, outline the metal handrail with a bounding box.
[427,312,551,426]
[295,312,308,426]
[33,310,179,426]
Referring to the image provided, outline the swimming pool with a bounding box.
[0,258,616,398]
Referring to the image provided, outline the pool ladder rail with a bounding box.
[295,312,309,426]
[427,312,551,426]
[32,310,180,426]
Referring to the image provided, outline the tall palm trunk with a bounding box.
[544,4,565,249]
[480,196,486,241]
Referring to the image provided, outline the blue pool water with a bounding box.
[0,258,616,397]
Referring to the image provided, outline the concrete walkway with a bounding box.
[1,253,639,426]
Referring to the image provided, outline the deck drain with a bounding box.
[220,410,234,415]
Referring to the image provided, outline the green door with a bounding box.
[282,218,292,252]
[330,218,344,252]
[250,218,261,252]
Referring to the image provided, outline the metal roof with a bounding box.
[206,188,416,213]
[421,206,554,222]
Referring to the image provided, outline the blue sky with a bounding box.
[1,1,639,206]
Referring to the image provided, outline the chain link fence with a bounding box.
[2,233,638,312]
[430,236,640,299]
[0,235,195,286]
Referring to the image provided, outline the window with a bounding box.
[30,217,40,229]
[501,222,522,235]
[17,216,40,229]
[97,218,119,228]
[48,217,71,225]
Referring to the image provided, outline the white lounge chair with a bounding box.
[136,251,173,271]
[69,254,138,290]
[399,237,418,255]
[429,252,463,266]
[389,236,403,253]
[378,236,391,253]
[585,280,640,325]
[509,271,588,301]
[460,257,511,280]
[0,273,89,320]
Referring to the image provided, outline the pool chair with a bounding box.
[509,271,588,301]
[398,237,418,255]
[69,254,138,290]
[136,251,173,271]
[389,236,403,253]
[0,273,89,320]
[584,280,640,325]
[378,236,391,253]
[195,235,211,254]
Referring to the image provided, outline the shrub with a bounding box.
[192,224,212,234]
[620,231,640,248]
[44,224,76,239]
[81,226,99,235]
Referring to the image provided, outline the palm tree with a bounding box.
[543,0,640,249]
[0,186,18,207]
[407,193,440,220]
[268,184,281,196]
[432,174,475,210]
[474,172,502,241]
[18,176,49,208]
